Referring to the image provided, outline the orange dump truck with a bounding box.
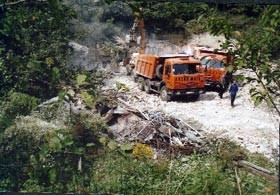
[194,47,234,97]
[133,54,205,101]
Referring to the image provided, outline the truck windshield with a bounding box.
[173,64,198,75]
[201,58,224,68]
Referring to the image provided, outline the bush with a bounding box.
[0,118,277,194]
[3,92,38,119]
[0,92,38,132]
[0,113,14,133]
[0,108,108,192]
[18,113,106,193]
[0,116,62,191]
[0,113,106,193]
[90,151,277,194]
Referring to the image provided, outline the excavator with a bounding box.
[127,17,146,55]
[123,7,146,76]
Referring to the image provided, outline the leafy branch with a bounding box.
[0,0,47,7]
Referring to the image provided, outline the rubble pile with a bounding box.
[98,79,207,154]
[103,99,206,155]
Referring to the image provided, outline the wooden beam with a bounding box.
[233,160,279,182]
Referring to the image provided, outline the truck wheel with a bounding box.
[126,64,131,75]
[155,64,163,79]
[160,86,171,102]
[131,70,137,81]
[144,79,151,94]
[138,78,144,91]
[192,92,200,100]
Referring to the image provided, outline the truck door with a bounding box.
[163,64,172,88]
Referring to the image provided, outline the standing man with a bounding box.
[229,81,238,107]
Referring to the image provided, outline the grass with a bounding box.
[89,142,278,195]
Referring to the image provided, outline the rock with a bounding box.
[158,125,172,135]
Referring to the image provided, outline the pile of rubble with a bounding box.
[99,83,207,155]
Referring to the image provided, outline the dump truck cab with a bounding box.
[162,57,204,90]
[195,48,233,96]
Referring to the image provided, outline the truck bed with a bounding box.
[135,54,158,79]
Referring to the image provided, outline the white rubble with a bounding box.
[69,41,89,56]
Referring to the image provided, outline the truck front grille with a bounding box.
[175,76,201,81]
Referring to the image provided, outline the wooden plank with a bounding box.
[238,160,273,175]
[233,161,279,182]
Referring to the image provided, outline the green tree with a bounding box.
[0,0,76,99]
[102,1,209,33]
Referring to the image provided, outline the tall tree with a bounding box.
[0,0,76,99]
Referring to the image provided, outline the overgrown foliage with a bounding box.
[0,116,61,191]
[23,113,107,193]
[90,143,277,195]
[1,118,277,194]
[0,111,108,192]
[3,92,38,119]
[0,0,76,99]
[102,1,209,33]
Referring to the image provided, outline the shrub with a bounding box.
[21,113,107,193]
[0,116,62,191]
[0,2,76,99]
[133,143,153,159]
[3,92,38,119]
[0,113,14,133]
[0,92,38,132]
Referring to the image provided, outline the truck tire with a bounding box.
[144,79,151,94]
[138,78,145,91]
[126,64,131,75]
[160,86,171,102]
[155,64,163,79]
[131,69,137,81]
[192,92,200,100]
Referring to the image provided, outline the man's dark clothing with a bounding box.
[229,83,238,106]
